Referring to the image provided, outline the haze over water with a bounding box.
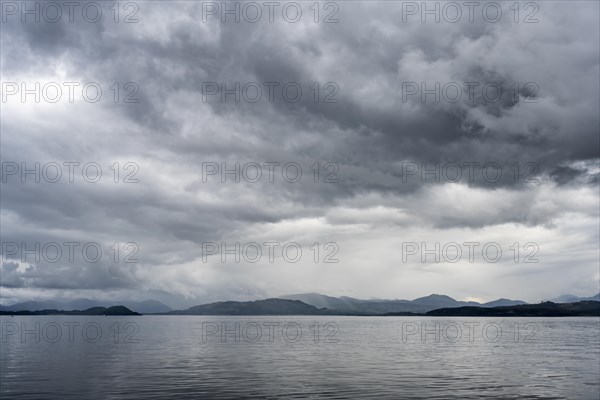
[1,316,599,399]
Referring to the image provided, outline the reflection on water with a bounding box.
[1,316,599,399]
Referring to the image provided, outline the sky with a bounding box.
[1,0,599,307]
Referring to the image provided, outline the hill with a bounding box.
[166,298,322,315]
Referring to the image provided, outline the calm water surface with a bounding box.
[1,316,599,399]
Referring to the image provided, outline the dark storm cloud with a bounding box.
[5,2,597,184]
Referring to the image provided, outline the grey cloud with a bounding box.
[1,1,598,302]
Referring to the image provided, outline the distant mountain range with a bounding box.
[0,299,172,314]
[151,297,600,317]
[278,293,528,314]
[550,293,600,303]
[2,293,598,316]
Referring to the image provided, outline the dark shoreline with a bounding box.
[0,306,141,316]
[2,301,598,317]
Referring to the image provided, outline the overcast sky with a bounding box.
[1,1,599,307]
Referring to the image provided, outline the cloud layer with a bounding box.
[1,1,599,306]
